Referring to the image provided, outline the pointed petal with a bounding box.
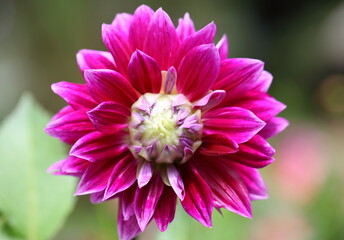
[121,185,136,221]
[70,131,128,162]
[174,22,217,68]
[216,34,228,61]
[259,117,289,139]
[143,8,181,70]
[84,69,139,108]
[76,49,116,74]
[118,201,142,240]
[87,101,130,134]
[111,13,133,36]
[154,186,177,232]
[102,24,133,76]
[45,110,94,144]
[128,50,162,94]
[253,70,273,92]
[129,5,154,50]
[164,66,177,94]
[177,44,220,102]
[167,165,185,200]
[103,154,137,200]
[75,160,115,195]
[48,156,89,177]
[50,105,73,122]
[134,175,164,231]
[193,156,252,218]
[181,164,213,227]
[232,92,286,121]
[199,134,239,156]
[203,107,266,144]
[224,135,275,168]
[193,90,226,112]
[176,13,195,41]
[137,161,153,188]
[90,190,106,204]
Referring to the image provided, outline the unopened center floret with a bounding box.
[128,93,202,164]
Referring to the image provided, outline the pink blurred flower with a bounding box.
[46,5,287,240]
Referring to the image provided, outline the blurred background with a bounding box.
[0,0,343,239]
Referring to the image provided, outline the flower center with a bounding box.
[128,93,202,164]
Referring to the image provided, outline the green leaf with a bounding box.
[0,93,76,240]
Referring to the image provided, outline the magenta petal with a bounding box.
[103,154,137,200]
[118,201,142,240]
[167,165,185,200]
[176,13,195,41]
[181,164,213,227]
[164,66,177,94]
[51,82,97,110]
[45,110,94,145]
[224,135,275,168]
[90,190,106,204]
[84,69,139,108]
[174,22,217,68]
[128,50,162,94]
[111,13,133,36]
[193,156,252,218]
[143,8,181,70]
[129,5,154,50]
[193,90,226,112]
[102,24,133,76]
[121,185,136,221]
[177,44,220,102]
[50,105,73,122]
[232,92,286,122]
[137,161,153,188]
[154,186,177,232]
[199,134,239,156]
[216,34,228,61]
[87,101,130,134]
[203,107,266,144]
[75,160,115,195]
[48,156,89,177]
[134,175,164,231]
[252,70,273,92]
[259,117,289,139]
[70,131,128,162]
[76,49,116,74]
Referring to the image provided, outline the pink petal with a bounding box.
[252,70,273,92]
[87,101,130,134]
[134,175,164,231]
[75,160,115,195]
[176,13,195,41]
[51,105,73,122]
[164,66,177,94]
[103,154,137,200]
[177,44,220,102]
[216,34,228,61]
[223,135,275,168]
[70,131,128,162]
[174,22,217,68]
[90,190,106,204]
[118,200,142,240]
[45,110,94,145]
[128,50,162,94]
[203,107,266,144]
[143,8,181,70]
[154,186,177,231]
[180,164,213,227]
[121,185,136,221]
[199,134,239,156]
[193,90,226,112]
[259,117,289,139]
[111,13,133,37]
[51,82,97,110]
[48,156,89,177]
[129,5,154,50]
[167,165,185,200]
[193,156,252,218]
[76,49,116,74]
[231,91,286,122]
[84,69,139,108]
[102,24,133,76]
[137,161,153,188]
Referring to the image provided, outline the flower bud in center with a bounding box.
[128,93,202,164]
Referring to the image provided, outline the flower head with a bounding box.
[46,5,288,240]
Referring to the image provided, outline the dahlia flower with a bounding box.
[46,5,288,240]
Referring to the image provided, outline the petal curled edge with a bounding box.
[167,165,185,200]
[259,117,289,139]
[177,44,220,102]
[193,90,226,112]
[84,69,139,108]
[199,134,239,156]
[203,107,266,144]
[76,49,116,74]
[128,50,162,94]
[47,156,89,177]
[181,164,213,227]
